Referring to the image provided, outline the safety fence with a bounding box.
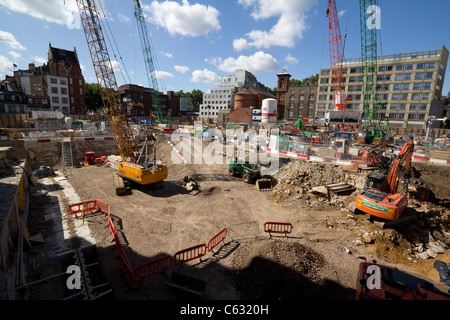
[263,222,293,237]
[67,199,293,287]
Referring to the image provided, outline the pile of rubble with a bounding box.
[271,160,365,210]
[270,159,450,265]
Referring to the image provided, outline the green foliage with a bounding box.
[175,89,203,111]
[84,82,103,112]
[290,74,319,87]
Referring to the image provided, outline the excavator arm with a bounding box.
[386,136,414,194]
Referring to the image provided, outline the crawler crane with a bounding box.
[76,0,167,195]
[355,136,414,221]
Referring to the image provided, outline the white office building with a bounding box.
[199,69,265,120]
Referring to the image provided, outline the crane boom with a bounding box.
[76,0,168,195]
[133,0,169,124]
[76,0,137,161]
[327,0,346,111]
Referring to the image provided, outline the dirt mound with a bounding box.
[270,160,364,210]
[231,239,327,299]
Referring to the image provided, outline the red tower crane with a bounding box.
[327,0,346,111]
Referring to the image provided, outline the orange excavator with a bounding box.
[355,136,414,221]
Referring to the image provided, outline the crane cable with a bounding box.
[95,0,132,85]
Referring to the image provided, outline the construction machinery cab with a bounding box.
[364,172,388,193]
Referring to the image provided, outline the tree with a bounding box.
[174,89,203,112]
[290,74,319,87]
[84,82,103,112]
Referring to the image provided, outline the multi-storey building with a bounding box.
[3,45,86,115]
[48,44,85,114]
[199,69,266,120]
[118,84,174,121]
[316,45,449,129]
[284,83,318,121]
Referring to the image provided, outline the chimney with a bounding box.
[29,63,35,71]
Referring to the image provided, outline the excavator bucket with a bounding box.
[256,178,272,192]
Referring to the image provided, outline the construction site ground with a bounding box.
[17,135,450,301]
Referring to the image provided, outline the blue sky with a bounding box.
[0,0,449,96]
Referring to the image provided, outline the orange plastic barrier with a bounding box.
[68,200,98,215]
[207,228,228,252]
[263,222,293,235]
[96,199,110,214]
[173,244,207,265]
[134,255,173,282]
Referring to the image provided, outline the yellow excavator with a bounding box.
[76,0,167,195]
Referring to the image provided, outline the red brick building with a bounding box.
[48,44,85,114]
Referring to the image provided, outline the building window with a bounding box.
[413,83,432,90]
[350,67,363,74]
[61,87,68,95]
[411,93,429,100]
[408,114,425,120]
[51,87,58,94]
[319,87,328,93]
[391,93,408,100]
[410,104,427,111]
[50,78,57,84]
[60,79,67,85]
[318,95,327,101]
[320,78,329,84]
[348,85,362,92]
[417,62,435,69]
[378,74,391,81]
[62,97,68,104]
[376,94,389,100]
[389,113,405,120]
[349,76,363,83]
[321,70,330,76]
[377,84,390,91]
[52,97,59,103]
[415,72,433,80]
[317,104,327,109]
[390,103,406,111]
[394,73,412,81]
[393,83,410,91]
[396,64,413,71]
[379,65,393,72]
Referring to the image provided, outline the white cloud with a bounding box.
[207,51,280,74]
[144,0,221,37]
[0,30,26,50]
[118,13,131,24]
[174,65,189,74]
[0,54,14,76]
[8,51,22,61]
[33,56,47,65]
[285,54,298,64]
[0,0,114,29]
[191,69,221,83]
[338,10,346,18]
[162,51,173,58]
[111,60,122,73]
[152,71,174,80]
[0,0,82,29]
[234,0,318,51]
